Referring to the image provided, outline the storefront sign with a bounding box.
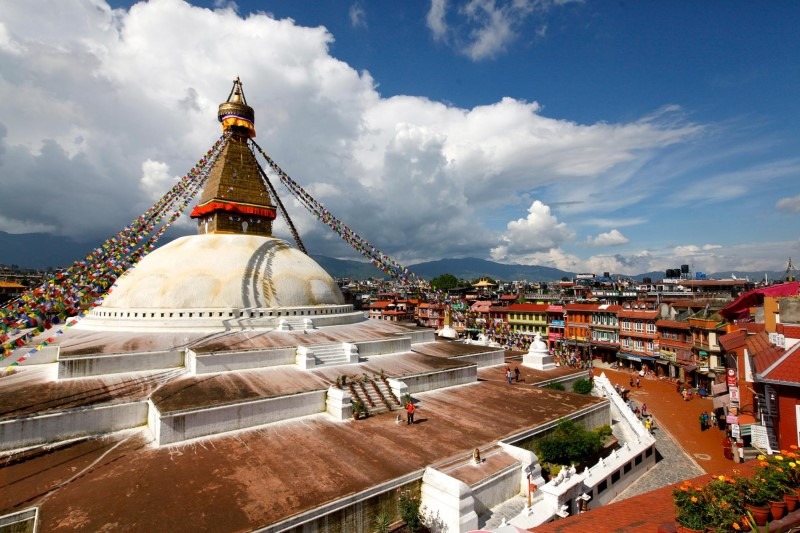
[727,368,737,387]
[751,425,770,451]
[726,414,738,424]
[729,386,739,403]
[731,424,740,438]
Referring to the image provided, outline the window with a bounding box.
[646,323,657,334]
[634,340,644,351]
[621,320,632,332]
[634,321,644,332]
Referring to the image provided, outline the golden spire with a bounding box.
[190,78,276,236]
[218,77,256,138]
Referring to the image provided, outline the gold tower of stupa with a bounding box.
[190,77,277,236]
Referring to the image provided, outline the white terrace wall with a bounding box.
[532,369,593,392]
[151,389,327,445]
[57,349,184,378]
[188,346,297,374]
[403,330,436,344]
[0,401,147,451]
[402,366,477,394]
[470,462,521,516]
[11,346,59,366]
[449,348,506,368]
[354,337,411,357]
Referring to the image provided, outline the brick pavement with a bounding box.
[595,364,736,475]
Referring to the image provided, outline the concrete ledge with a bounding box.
[355,337,411,357]
[152,389,327,445]
[449,347,505,368]
[401,365,478,395]
[57,349,185,379]
[0,401,147,451]
[188,346,296,374]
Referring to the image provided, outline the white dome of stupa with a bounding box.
[79,234,358,330]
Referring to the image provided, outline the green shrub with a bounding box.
[572,378,593,394]
[399,490,422,532]
[543,382,565,391]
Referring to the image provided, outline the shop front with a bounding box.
[616,353,657,374]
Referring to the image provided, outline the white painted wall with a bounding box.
[0,402,147,451]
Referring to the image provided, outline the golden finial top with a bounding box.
[218,77,256,137]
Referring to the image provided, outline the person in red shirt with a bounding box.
[406,401,415,425]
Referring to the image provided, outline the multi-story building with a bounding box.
[617,301,659,372]
[546,304,564,349]
[655,317,693,381]
[417,302,445,329]
[505,303,549,338]
[563,303,595,356]
[687,309,727,390]
[590,304,620,363]
[369,300,412,322]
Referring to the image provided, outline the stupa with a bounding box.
[523,332,556,370]
[0,79,605,533]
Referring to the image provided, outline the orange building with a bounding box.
[616,301,659,372]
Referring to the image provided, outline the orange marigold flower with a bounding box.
[733,523,741,531]
[691,496,698,503]
[791,444,798,450]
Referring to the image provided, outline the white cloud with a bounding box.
[490,200,575,261]
[777,194,800,213]
[427,0,449,42]
[586,229,628,246]
[1,0,770,275]
[426,0,578,61]
[349,3,367,28]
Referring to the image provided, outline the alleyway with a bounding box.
[594,363,735,475]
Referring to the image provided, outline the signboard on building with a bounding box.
[731,424,740,439]
[750,425,771,452]
[727,368,737,387]
[729,386,740,403]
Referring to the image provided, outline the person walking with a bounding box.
[629,376,634,388]
[710,410,717,429]
[642,403,647,416]
[514,366,520,383]
[699,412,706,431]
[645,417,653,434]
[506,367,513,384]
[636,377,641,388]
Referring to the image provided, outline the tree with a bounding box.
[430,273,459,290]
[534,419,602,467]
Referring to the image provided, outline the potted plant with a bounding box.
[672,480,709,532]
[352,399,366,420]
[705,474,746,531]
[755,454,791,520]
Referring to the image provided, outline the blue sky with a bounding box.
[1,0,799,276]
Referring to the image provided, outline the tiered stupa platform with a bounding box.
[0,79,609,532]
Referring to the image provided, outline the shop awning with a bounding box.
[618,353,657,362]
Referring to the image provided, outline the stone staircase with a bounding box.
[348,378,402,416]
[277,317,312,331]
[310,344,353,366]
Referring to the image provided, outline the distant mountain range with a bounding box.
[0,231,790,283]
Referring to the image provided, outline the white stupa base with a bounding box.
[523,353,556,371]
